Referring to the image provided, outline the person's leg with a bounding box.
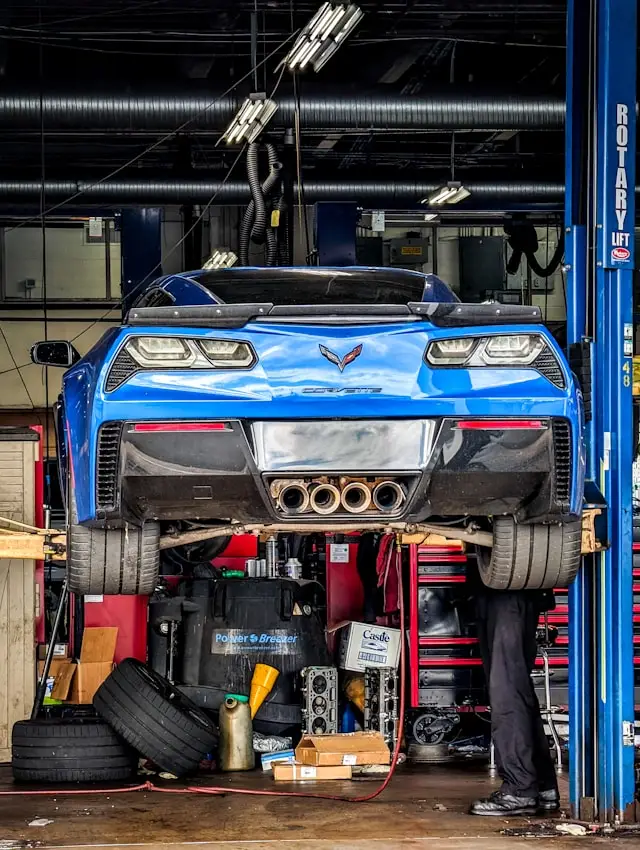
[485,590,541,798]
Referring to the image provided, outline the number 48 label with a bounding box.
[623,359,631,387]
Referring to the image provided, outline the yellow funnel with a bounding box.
[250,663,280,719]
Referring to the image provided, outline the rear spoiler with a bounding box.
[126,302,543,329]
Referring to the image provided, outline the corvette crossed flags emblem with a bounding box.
[319,343,363,372]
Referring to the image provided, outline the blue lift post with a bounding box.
[566,0,637,822]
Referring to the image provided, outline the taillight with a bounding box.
[426,334,545,367]
[124,336,256,370]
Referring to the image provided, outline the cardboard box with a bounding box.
[296,732,390,767]
[49,628,118,704]
[273,762,352,781]
[335,621,401,672]
[37,643,69,660]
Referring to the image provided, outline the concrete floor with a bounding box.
[0,764,623,850]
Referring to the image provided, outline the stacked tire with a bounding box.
[12,718,137,783]
[12,661,217,783]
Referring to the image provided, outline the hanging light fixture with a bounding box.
[221,94,278,145]
[421,182,471,207]
[283,2,364,73]
[202,250,238,270]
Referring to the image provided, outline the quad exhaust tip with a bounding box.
[341,482,372,514]
[372,481,406,513]
[277,483,310,515]
[309,483,341,515]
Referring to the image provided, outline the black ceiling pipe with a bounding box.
[0,179,564,204]
[0,92,564,131]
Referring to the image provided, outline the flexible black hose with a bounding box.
[265,226,278,266]
[246,142,266,246]
[240,143,283,264]
[276,193,290,265]
[252,145,282,245]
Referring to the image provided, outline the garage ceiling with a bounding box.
[0,1,566,197]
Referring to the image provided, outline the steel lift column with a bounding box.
[566,0,637,822]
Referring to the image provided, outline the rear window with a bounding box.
[191,269,457,305]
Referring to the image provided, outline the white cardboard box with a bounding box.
[336,621,401,672]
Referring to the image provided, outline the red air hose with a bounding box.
[1,542,406,803]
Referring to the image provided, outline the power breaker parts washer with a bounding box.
[3,540,406,803]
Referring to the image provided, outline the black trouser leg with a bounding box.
[476,589,557,798]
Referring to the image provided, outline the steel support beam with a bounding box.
[566,0,637,823]
[120,208,162,310]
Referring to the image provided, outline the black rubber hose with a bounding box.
[251,146,282,244]
[265,226,278,266]
[246,142,266,245]
[276,193,290,265]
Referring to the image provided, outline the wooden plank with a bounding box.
[0,438,36,763]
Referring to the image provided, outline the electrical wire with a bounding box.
[0,30,295,375]
[1,542,407,803]
[6,27,299,234]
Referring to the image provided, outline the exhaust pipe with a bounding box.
[277,483,310,515]
[309,483,341,515]
[341,482,372,514]
[372,481,406,513]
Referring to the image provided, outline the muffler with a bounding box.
[372,481,406,513]
[309,483,341,515]
[341,482,372,514]
[277,482,310,515]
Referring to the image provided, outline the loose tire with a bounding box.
[94,658,217,777]
[477,517,582,590]
[68,480,160,595]
[12,718,136,783]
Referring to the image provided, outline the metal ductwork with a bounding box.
[0,179,565,205]
[0,92,564,131]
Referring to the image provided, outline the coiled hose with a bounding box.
[239,142,283,266]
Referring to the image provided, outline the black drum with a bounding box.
[149,578,330,736]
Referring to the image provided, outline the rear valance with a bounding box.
[126,302,543,329]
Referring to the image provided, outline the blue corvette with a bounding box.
[32,266,584,596]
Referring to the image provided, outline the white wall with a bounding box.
[0,310,119,408]
[3,224,121,300]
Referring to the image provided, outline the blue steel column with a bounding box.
[120,208,162,309]
[565,0,595,820]
[593,0,636,821]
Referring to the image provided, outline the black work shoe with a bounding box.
[538,788,561,812]
[469,791,538,817]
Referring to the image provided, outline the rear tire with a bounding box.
[93,658,217,777]
[12,718,136,783]
[477,517,582,590]
[68,480,160,595]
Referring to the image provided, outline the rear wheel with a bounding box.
[477,517,582,590]
[67,479,160,595]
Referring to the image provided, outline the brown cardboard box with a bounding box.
[273,762,352,781]
[295,732,390,767]
[49,628,118,704]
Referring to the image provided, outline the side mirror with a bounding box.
[30,341,81,368]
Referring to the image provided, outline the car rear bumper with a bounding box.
[93,417,579,526]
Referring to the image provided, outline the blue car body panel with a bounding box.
[58,267,584,526]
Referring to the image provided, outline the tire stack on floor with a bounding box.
[12,659,217,783]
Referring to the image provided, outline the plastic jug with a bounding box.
[219,694,254,771]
